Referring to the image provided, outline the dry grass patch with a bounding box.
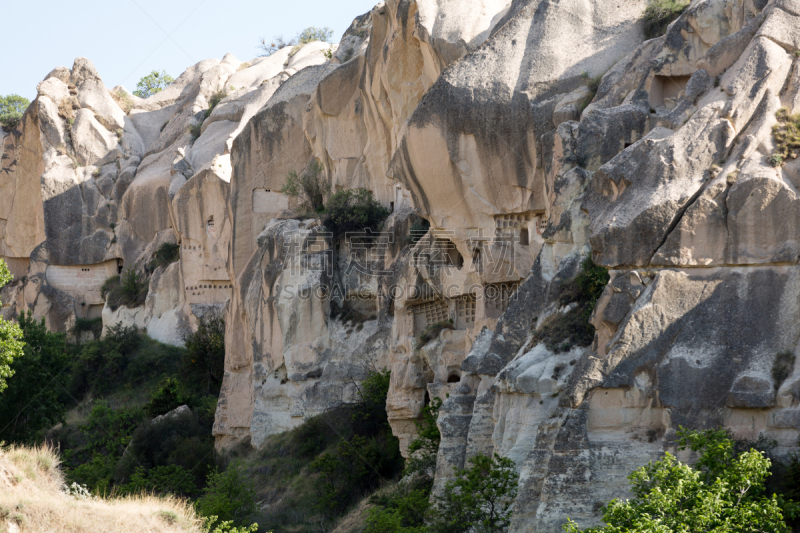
[0,444,203,532]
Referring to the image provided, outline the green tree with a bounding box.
[0,94,30,130]
[280,160,330,214]
[0,259,24,393]
[196,464,257,526]
[146,376,184,417]
[0,311,69,442]
[133,70,175,98]
[564,428,790,533]
[183,312,225,394]
[406,396,442,476]
[428,453,519,533]
[324,188,390,241]
[298,26,334,44]
[364,396,441,533]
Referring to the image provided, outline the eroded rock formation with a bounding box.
[6,0,800,530]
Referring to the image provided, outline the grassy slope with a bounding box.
[0,444,203,533]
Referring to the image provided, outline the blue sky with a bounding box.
[2,0,378,101]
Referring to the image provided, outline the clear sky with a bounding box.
[1,0,379,101]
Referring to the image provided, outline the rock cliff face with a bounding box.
[5,0,800,530]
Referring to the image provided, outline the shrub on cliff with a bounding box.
[133,70,175,99]
[147,242,180,273]
[183,312,226,395]
[643,0,690,39]
[564,428,793,533]
[532,256,609,353]
[280,160,330,214]
[324,188,390,242]
[0,94,30,130]
[258,26,333,57]
[102,268,149,310]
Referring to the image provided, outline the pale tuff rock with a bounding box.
[9,0,800,531]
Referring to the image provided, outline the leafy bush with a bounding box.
[352,369,394,436]
[119,465,196,496]
[72,317,103,340]
[365,397,442,533]
[643,0,690,40]
[406,397,442,477]
[112,89,134,113]
[133,70,175,99]
[427,453,519,533]
[406,218,431,246]
[103,269,149,310]
[188,122,202,141]
[205,90,228,118]
[0,94,30,130]
[258,26,334,57]
[146,377,185,417]
[196,464,258,525]
[69,322,141,396]
[298,26,334,44]
[324,188,390,242]
[183,312,226,395]
[147,242,180,273]
[310,369,403,522]
[203,516,259,533]
[771,107,800,166]
[63,401,145,492]
[365,482,432,533]
[416,319,454,350]
[0,259,25,394]
[564,427,790,533]
[280,160,330,214]
[117,406,214,492]
[0,312,68,443]
[579,71,604,112]
[532,256,609,353]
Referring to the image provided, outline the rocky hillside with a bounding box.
[4,0,800,530]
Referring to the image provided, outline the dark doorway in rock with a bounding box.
[447,373,461,383]
[519,228,529,246]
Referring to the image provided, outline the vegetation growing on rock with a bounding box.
[102,268,149,310]
[770,107,800,166]
[532,256,609,353]
[416,319,455,349]
[643,0,690,39]
[205,90,228,118]
[564,428,795,533]
[324,187,391,241]
[0,94,30,130]
[148,242,181,273]
[0,259,24,393]
[773,351,796,391]
[280,160,330,214]
[259,26,334,57]
[133,70,175,98]
[0,316,256,529]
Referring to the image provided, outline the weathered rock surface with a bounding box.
[8,0,800,531]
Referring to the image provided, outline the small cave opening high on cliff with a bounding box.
[649,75,691,110]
